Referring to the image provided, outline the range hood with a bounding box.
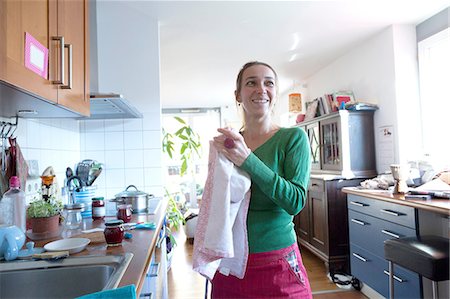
[87,93,143,119]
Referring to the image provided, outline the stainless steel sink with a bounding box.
[0,253,133,299]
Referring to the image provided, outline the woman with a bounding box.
[212,61,312,298]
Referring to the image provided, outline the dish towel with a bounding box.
[75,284,136,299]
[193,141,251,280]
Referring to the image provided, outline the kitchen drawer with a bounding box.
[348,210,416,258]
[309,179,325,196]
[350,244,421,299]
[347,195,416,229]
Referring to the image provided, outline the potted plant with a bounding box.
[27,196,63,234]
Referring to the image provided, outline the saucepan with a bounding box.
[111,185,154,214]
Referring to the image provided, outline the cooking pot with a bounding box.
[112,185,154,214]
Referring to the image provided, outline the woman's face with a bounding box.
[236,64,277,118]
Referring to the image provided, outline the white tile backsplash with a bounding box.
[104,150,125,169]
[0,113,162,203]
[143,130,161,149]
[124,149,144,168]
[143,149,162,167]
[123,119,143,131]
[105,131,124,150]
[105,168,126,189]
[124,168,145,188]
[85,132,105,151]
[84,120,105,133]
[104,119,124,132]
[124,131,143,150]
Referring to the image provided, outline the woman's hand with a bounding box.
[213,128,251,167]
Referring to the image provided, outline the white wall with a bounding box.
[83,1,163,209]
[304,25,422,173]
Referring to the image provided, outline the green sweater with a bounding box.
[240,127,311,253]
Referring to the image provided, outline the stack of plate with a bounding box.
[73,186,97,218]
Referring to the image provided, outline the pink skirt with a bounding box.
[211,242,312,299]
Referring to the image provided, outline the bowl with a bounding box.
[44,238,90,254]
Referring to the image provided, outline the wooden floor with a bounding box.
[167,229,367,299]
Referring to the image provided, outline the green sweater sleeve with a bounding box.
[240,127,311,215]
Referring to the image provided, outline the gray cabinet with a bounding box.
[297,110,376,178]
[294,110,376,274]
[347,194,421,298]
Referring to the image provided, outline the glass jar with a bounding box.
[91,197,106,220]
[63,203,85,229]
[104,220,124,246]
[117,204,132,223]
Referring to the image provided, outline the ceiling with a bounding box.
[123,1,449,109]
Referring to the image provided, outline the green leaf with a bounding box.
[174,116,186,125]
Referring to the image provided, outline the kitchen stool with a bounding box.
[384,236,449,299]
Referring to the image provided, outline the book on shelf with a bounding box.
[304,99,319,121]
[332,90,355,106]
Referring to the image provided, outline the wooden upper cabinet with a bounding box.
[56,0,89,116]
[0,0,58,103]
[0,0,89,116]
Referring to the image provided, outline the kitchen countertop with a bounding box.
[32,197,168,296]
[343,187,450,215]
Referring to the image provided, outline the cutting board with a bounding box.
[73,231,106,244]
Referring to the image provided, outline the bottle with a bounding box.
[0,176,26,233]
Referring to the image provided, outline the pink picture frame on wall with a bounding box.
[24,32,48,79]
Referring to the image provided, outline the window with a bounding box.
[418,27,450,168]
[162,108,221,208]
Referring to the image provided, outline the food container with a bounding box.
[63,203,85,229]
[104,220,124,246]
[91,197,105,220]
[111,185,154,214]
[117,204,132,223]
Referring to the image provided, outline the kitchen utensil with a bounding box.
[112,185,155,214]
[87,164,103,186]
[44,238,90,254]
[76,160,95,186]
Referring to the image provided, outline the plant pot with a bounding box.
[29,215,60,234]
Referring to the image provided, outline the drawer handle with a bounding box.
[60,43,73,89]
[146,262,160,277]
[350,201,368,207]
[352,253,368,262]
[351,219,367,226]
[380,209,403,216]
[52,36,65,85]
[381,229,400,239]
[383,270,406,283]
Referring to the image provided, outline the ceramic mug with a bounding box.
[0,225,26,261]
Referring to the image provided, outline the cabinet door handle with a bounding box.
[352,253,368,262]
[380,209,403,216]
[351,219,367,226]
[381,229,400,239]
[383,270,406,283]
[52,36,65,85]
[350,201,368,207]
[60,43,73,89]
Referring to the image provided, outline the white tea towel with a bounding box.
[192,141,251,280]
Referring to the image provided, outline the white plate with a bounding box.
[44,238,91,254]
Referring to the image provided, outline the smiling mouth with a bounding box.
[252,99,269,103]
